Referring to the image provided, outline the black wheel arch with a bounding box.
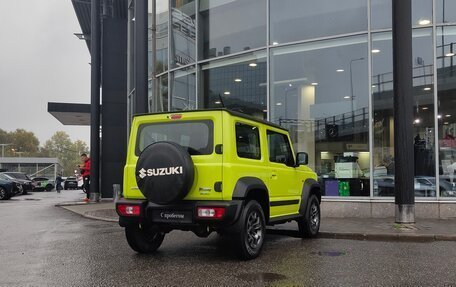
[299,178,321,216]
[232,177,270,223]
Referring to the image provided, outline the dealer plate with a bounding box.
[151,210,193,224]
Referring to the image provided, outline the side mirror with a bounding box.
[296,152,308,166]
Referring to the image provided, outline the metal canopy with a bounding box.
[47,102,93,126]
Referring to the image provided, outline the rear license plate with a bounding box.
[151,210,193,224]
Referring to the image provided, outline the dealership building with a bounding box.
[50,0,456,218]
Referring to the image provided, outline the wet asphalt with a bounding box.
[1,191,456,287]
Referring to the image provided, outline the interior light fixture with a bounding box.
[336,69,344,72]
[422,107,429,110]
[418,19,431,25]
[310,82,318,86]
[372,85,376,88]
[344,96,351,99]
[371,49,380,54]
[249,63,257,67]
[444,122,450,125]
[423,87,431,91]
[214,101,221,104]
[445,52,455,57]
[288,83,293,87]
[445,114,451,117]
[276,102,283,106]
[234,78,242,82]
[438,115,442,119]
[224,91,230,95]
[414,119,421,124]
[272,42,279,45]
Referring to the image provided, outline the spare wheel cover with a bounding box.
[136,141,194,204]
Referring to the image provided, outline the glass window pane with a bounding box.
[157,74,169,112]
[270,0,367,45]
[371,0,391,30]
[171,67,196,111]
[271,36,370,197]
[171,0,196,68]
[235,123,261,160]
[437,26,456,197]
[198,0,266,60]
[267,131,294,166]
[372,29,436,198]
[412,0,433,27]
[202,51,267,118]
[156,1,169,73]
[436,0,456,24]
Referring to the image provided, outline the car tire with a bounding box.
[45,185,53,192]
[297,194,320,238]
[234,200,266,260]
[0,187,10,200]
[125,225,165,253]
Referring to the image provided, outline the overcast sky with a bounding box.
[0,0,90,146]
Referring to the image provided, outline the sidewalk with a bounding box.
[57,201,456,242]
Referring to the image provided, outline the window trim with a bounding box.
[266,129,295,167]
[235,121,262,160]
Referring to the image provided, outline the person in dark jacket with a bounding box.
[56,174,63,194]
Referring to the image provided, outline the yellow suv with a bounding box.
[116,109,321,260]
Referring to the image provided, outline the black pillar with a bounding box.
[90,0,101,200]
[101,17,128,198]
[392,0,415,223]
[134,0,149,114]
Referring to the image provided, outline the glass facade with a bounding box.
[148,0,456,200]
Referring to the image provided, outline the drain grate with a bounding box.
[237,272,287,283]
[311,251,346,257]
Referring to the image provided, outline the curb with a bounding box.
[319,231,456,242]
[82,212,118,223]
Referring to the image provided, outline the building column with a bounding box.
[134,0,149,114]
[392,0,415,223]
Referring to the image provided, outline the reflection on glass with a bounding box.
[437,0,456,24]
[171,67,196,111]
[371,0,391,30]
[271,36,370,197]
[156,1,168,73]
[198,0,266,60]
[437,26,456,197]
[412,0,433,27]
[372,29,435,197]
[171,0,196,68]
[202,51,267,118]
[270,0,367,45]
[157,74,168,112]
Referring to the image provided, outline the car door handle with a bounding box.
[270,171,277,178]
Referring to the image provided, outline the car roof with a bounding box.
[133,109,288,132]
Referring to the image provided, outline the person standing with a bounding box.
[79,153,91,202]
[55,174,63,194]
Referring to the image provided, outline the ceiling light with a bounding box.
[419,19,431,25]
[423,87,431,91]
[444,122,450,125]
[371,49,380,54]
[422,107,429,110]
[276,102,282,106]
[445,114,451,117]
[224,91,230,95]
[272,42,279,45]
[438,115,442,119]
[234,78,242,82]
[372,85,376,88]
[262,109,268,113]
[414,119,421,124]
[288,83,293,87]
[311,82,318,86]
[249,63,257,67]
[214,101,221,104]
[344,96,351,99]
[336,69,344,72]
[445,52,455,57]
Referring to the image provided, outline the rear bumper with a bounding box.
[116,198,243,230]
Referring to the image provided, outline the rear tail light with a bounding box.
[117,204,141,217]
[197,207,225,219]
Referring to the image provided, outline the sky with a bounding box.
[0,0,91,146]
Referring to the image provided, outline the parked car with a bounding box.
[0,172,32,195]
[0,177,23,199]
[31,177,55,191]
[64,177,79,190]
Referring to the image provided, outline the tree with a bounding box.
[42,131,88,175]
[0,129,40,157]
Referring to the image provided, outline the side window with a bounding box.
[235,123,261,160]
[267,131,294,166]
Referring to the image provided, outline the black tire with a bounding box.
[45,185,53,192]
[125,225,165,253]
[297,194,320,238]
[0,187,10,200]
[234,200,266,260]
[136,141,194,204]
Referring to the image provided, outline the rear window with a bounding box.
[136,120,214,156]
